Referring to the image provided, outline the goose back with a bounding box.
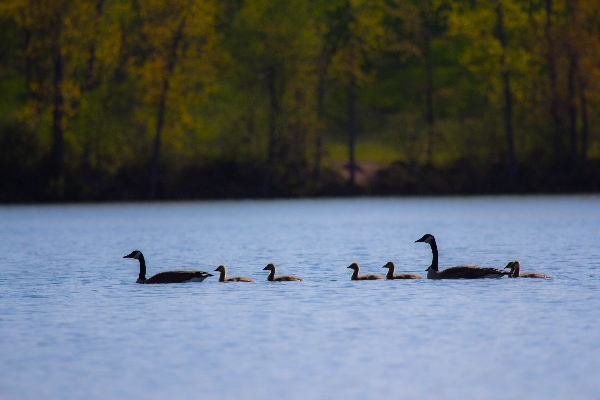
[145,270,212,284]
[435,266,508,279]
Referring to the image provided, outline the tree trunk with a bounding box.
[422,0,435,165]
[149,18,185,199]
[496,1,516,185]
[81,0,105,198]
[545,0,563,163]
[84,0,105,92]
[567,51,578,168]
[149,80,168,200]
[347,51,356,190]
[314,48,328,187]
[50,12,65,197]
[579,82,588,165]
[262,65,279,197]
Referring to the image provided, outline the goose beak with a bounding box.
[416,234,433,243]
[123,251,140,259]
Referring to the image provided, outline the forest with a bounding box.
[0,0,599,202]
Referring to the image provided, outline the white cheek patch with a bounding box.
[134,251,141,259]
[425,236,433,244]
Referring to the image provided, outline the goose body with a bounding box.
[415,234,509,279]
[505,261,551,278]
[262,263,303,281]
[347,262,385,280]
[382,261,422,279]
[123,250,213,284]
[215,265,255,282]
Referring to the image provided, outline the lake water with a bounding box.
[0,196,599,399]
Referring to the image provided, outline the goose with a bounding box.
[214,265,255,282]
[505,260,551,278]
[347,262,385,280]
[415,234,509,279]
[382,261,423,279]
[123,250,213,284]
[262,263,304,281]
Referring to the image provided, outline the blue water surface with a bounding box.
[0,196,599,399]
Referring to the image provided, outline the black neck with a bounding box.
[138,254,147,281]
[218,270,226,282]
[351,269,359,280]
[429,240,439,271]
[267,269,275,281]
[385,266,394,279]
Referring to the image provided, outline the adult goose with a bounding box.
[347,262,385,280]
[214,265,255,282]
[415,234,509,279]
[505,260,551,278]
[262,263,304,281]
[123,250,213,284]
[382,261,423,279]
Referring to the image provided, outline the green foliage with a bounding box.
[0,0,599,201]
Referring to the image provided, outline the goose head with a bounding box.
[504,260,520,275]
[123,250,142,259]
[263,263,276,272]
[415,234,435,244]
[214,265,226,273]
[382,261,394,270]
[347,262,360,271]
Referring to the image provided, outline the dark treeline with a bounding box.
[0,0,599,202]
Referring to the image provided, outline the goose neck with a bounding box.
[138,254,147,282]
[385,267,394,279]
[429,240,439,271]
[512,263,520,277]
[218,269,226,282]
[267,269,275,281]
[351,268,359,280]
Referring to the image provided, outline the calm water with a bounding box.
[1,196,599,399]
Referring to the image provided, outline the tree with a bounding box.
[326,0,386,189]
[448,0,533,182]
[1,0,114,198]
[227,0,321,196]
[137,0,220,199]
[495,0,516,184]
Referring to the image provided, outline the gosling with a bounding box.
[505,260,551,278]
[262,263,304,281]
[382,261,423,279]
[347,262,385,280]
[214,265,255,282]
